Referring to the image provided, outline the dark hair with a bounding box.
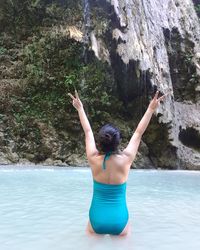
[98,124,121,153]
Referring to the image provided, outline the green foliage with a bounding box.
[64,74,77,89]
[0,0,45,35]
[0,0,123,163]
[189,73,199,84]
[80,62,114,114]
[0,0,82,37]
[91,6,110,36]
[184,52,199,90]
[194,4,200,17]
[0,46,7,55]
[22,31,82,92]
[143,116,172,157]
[184,53,193,65]
[11,29,120,136]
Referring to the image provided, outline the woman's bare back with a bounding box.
[88,152,131,184]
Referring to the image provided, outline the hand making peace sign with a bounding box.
[68,90,83,111]
[148,90,168,111]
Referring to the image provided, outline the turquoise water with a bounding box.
[0,167,200,250]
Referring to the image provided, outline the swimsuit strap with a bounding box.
[102,151,112,170]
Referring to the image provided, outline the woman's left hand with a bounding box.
[68,90,83,111]
[148,91,167,112]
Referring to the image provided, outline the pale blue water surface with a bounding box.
[0,166,200,250]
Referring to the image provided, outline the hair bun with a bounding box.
[104,133,112,143]
[98,124,121,153]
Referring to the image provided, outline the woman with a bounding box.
[68,90,166,236]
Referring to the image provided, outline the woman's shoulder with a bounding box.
[88,150,129,168]
[87,151,103,164]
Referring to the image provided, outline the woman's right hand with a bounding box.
[68,90,83,111]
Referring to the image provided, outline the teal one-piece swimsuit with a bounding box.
[89,152,129,235]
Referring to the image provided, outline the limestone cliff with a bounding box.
[0,0,199,169]
[88,0,200,169]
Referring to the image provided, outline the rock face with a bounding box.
[88,0,200,169]
[0,0,199,169]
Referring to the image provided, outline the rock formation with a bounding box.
[88,0,200,169]
[0,0,199,169]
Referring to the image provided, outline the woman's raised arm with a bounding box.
[123,91,167,164]
[68,90,98,158]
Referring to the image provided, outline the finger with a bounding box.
[158,95,165,102]
[158,90,172,101]
[68,93,76,100]
[75,89,79,99]
[153,90,159,100]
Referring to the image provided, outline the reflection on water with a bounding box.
[0,167,200,250]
